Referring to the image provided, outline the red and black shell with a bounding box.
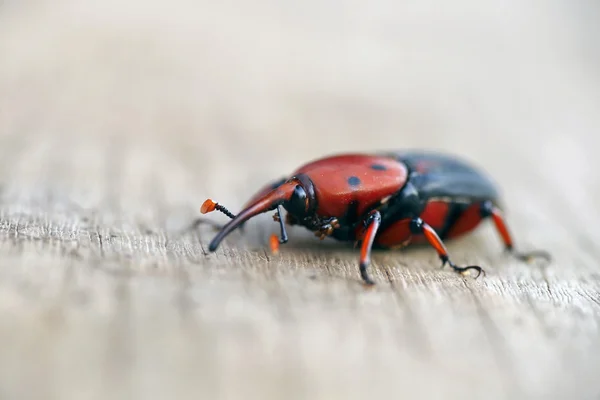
[271,150,501,249]
[203,149,549,285]
[208,150,501,252]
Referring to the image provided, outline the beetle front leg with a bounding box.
[411,218,485,278]
[358,210,382,285]
[480,201,551,263]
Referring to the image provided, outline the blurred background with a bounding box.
[0,0,599,399]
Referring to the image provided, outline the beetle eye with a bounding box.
[286,185,307,216]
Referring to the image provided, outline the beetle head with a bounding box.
[202,174,316,251]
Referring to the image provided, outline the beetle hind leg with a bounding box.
[480,201,552,264]
[411,218,485,278]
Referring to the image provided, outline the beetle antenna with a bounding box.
[200,199,236,219]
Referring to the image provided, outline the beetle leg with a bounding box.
[358,210,382,285]
[480,201,552,263]
[410,218,485,278]
[313,217,340,240]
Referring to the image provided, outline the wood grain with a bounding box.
[1,1,600,399]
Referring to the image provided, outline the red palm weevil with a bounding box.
[200,151,550,285]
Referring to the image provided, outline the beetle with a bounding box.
[199,150,550,285]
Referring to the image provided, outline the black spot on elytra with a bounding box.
[347,176,361,186]
[370,164,387,171]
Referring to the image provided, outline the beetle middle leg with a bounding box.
[480,201,551,263]
[410,218,485,278]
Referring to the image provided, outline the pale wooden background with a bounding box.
[1,1,600,399]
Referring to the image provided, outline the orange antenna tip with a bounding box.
[270,234,280,255]
[201,199,217,214]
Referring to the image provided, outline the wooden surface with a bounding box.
[1,1,600,399]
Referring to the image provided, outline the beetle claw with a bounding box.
[453,265,485,279]
[441,258,486,279]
